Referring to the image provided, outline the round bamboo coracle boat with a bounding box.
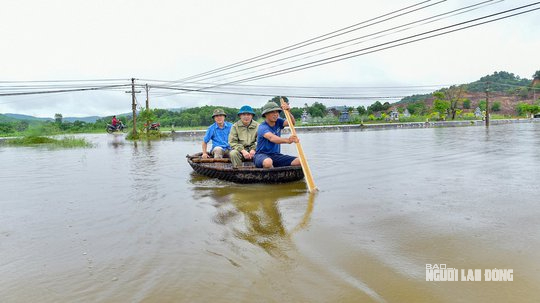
[186,153,304,184]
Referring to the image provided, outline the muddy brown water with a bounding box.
[1,123,540,302]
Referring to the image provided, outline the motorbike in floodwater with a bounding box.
[106,122,126,133]
[145,122,160,131]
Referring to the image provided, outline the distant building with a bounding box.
[403,108,411,117]
[301,109,310,124]
[474,107,483,118]
[339,111,350,123]
[389,107,399,121]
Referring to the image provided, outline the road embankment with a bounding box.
[169,118,539,138]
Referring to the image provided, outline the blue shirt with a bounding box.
[204,122,232,151]
[256,118,285,155]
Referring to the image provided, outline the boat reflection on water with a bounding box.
[190,173,315,258]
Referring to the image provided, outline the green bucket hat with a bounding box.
[261,101,282,117]
[212,108,227,118]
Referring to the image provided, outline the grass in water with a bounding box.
[126,130,170,141]
[5,135,93,148]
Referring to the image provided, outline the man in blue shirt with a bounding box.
[202,108,233,159]
[254,101,300,168]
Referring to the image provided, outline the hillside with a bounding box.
[63,116,101,123]
[2,114,106,123]
[395,71,539,115]
[0,113,19,123]
[3,113,53,121]
[420,91,531,115]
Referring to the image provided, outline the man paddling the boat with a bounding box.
[229,105,259,168]
[202,108,233,159]
[254,99,301,168]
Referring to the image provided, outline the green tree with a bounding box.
[290,107,303,119]
[433,85,466,120]
[54,113,63,124]
[356,105,366,115]
[491,101,501,112]
[15,121,29,132]
[462,99,471,109]
[0,122,15,134]
[368,101,384,112]
[479,100,486,111]
[139,108,157,130]
[433,92,450,120]
[308,102,327,118]
[517,103,540,117]
[407,102,427,115]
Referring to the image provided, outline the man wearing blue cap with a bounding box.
[228,105,259,168]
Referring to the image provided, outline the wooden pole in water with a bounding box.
[145,83,150,132]
[280,97,318,193]
[145,84,149,110]
[485,81,490,127]
[131,78,137,136]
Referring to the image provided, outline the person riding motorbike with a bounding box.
[107,115,125,133]
[112,116,119,128]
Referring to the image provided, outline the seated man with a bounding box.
[202,108,232,159]
[229,105,259,168]
[254,100,301,168]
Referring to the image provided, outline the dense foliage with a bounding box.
[467,71,531,92]
[396,93,432,104]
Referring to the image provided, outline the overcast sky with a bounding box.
[1,0,539,118]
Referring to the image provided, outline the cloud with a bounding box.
[1,0,538,117]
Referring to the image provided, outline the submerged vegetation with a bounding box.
[5,135,92,148]
[126,130,170,141]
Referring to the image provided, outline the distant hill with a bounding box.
[393,71,537,115]
[396,71,534,105]
[466,71,531,92]
[2,113,101,123]
[0,113,20,123]
[3,113,53,121]
[63,116,101,123]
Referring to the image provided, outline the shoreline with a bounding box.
[1,119,537,143]
[169,118,539,138]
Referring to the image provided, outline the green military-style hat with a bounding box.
[212,108,227,118]
[261,101,282,117]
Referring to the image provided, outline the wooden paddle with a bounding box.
[280,97,318,193]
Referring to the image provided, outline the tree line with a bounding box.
[2,70,539,136]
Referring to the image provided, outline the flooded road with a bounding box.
[1,122,540,302]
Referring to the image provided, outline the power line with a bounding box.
[167,0,441,84]
[184,0,500,86]
[173,2,539,96]
[0,78,128,83]
[0,84,130,97]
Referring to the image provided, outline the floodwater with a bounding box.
[1,122,540,303]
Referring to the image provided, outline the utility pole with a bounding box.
[145,84,150,132]
[485,81,490,127]
[131,78,137,136]
[145,84,149,110]
[125,78,141,136]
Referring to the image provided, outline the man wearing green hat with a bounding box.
[228,105,259,168]
[254,99,300,168]
[202,108,233,159]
